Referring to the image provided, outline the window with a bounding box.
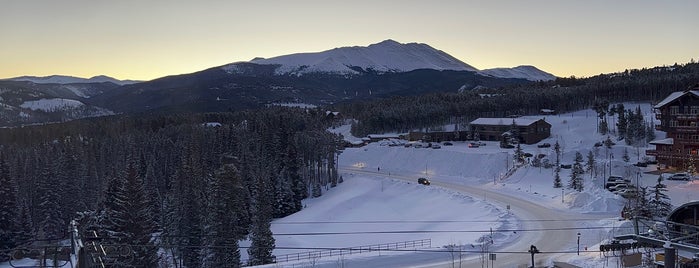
[691,106,699,114]
[669,120,678,127]
[670,106,679,115]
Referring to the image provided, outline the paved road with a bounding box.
[339,167,605,268]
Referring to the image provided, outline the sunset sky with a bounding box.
[1,0,697,81]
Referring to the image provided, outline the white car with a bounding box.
[668,173,691,181]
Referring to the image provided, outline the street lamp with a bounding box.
[577,232,581,255]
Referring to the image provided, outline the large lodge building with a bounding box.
[647,85,699,169]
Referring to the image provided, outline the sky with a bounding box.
[1,0,697,81]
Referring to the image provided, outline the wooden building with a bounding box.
[647,85,699,170]
[469,117,551,144]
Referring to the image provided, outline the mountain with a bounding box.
[479,65,556,81]
[238,39,479,75]
[0,80,115,126]
[6,75,140,85]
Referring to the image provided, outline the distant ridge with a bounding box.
[479,65,556,81]
[6,75,140,85]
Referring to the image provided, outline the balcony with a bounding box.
[672,138,699,146]
[675,126,699,133]
[677,115,699,120]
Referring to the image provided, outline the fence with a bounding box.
[243,238,431,265]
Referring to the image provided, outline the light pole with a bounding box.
[561,188,564,203]
[577,232,581,255]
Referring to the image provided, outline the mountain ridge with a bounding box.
[6,74,140,85]
[224,39,554,81]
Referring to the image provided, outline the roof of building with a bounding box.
[367,134,401,139]
[654,90,699,108]
[649,138,674,145]
[470,117,543,126]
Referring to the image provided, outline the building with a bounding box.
[469,117,551,144]
[647,85,699,169]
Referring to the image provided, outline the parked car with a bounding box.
[605,176,630,189]
[418,178,431,185]
[443,142,453,146]
[609,183,630,192]
[431,144,441,149]
[537,143,551,148]
[620,187,639,198]
[559,164,572,169]
[668,173,691,181]
[468,143,480,148]
[633,162,648,167]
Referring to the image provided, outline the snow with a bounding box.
[244,39,478,75]
[5,102,699,268]
[654,90,699,108]
[650,138,673,145]
[19,98,84,112]
[253,102,699,267]
[6,75,139,85]
[479,65,557,81]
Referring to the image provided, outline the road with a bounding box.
[338,167,604,268]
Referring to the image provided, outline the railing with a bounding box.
[675,126,699,133]
[242,239,431,266]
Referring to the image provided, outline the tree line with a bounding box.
[337,62,699,137]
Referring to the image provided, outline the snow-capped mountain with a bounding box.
[223,40,555,81]
[232,39,479,75]
[7,75,140,85]
[479,65,556,81]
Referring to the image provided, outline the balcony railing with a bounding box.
[677,115,699,120]
[675,126,699,133]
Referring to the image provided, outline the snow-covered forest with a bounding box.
[0,108,342,266]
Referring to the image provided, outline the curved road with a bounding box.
[339,167,608,268]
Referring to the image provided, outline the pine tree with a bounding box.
[585,151,595,176]
[554,141,561,166]
[104,161,159,267]
[553,166,562,188]
[616,104,627,138]
[633,186,652,218]
[569,152,585,192]
[247,173,276,266]
[514,143,524,164]
[312,182,322,198]
[646,121,656,143]
[649,176,672,219]
[0,154,19,262]
[201,161,243,268]
[36,162,65,241]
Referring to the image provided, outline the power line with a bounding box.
[271,218,608,224]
